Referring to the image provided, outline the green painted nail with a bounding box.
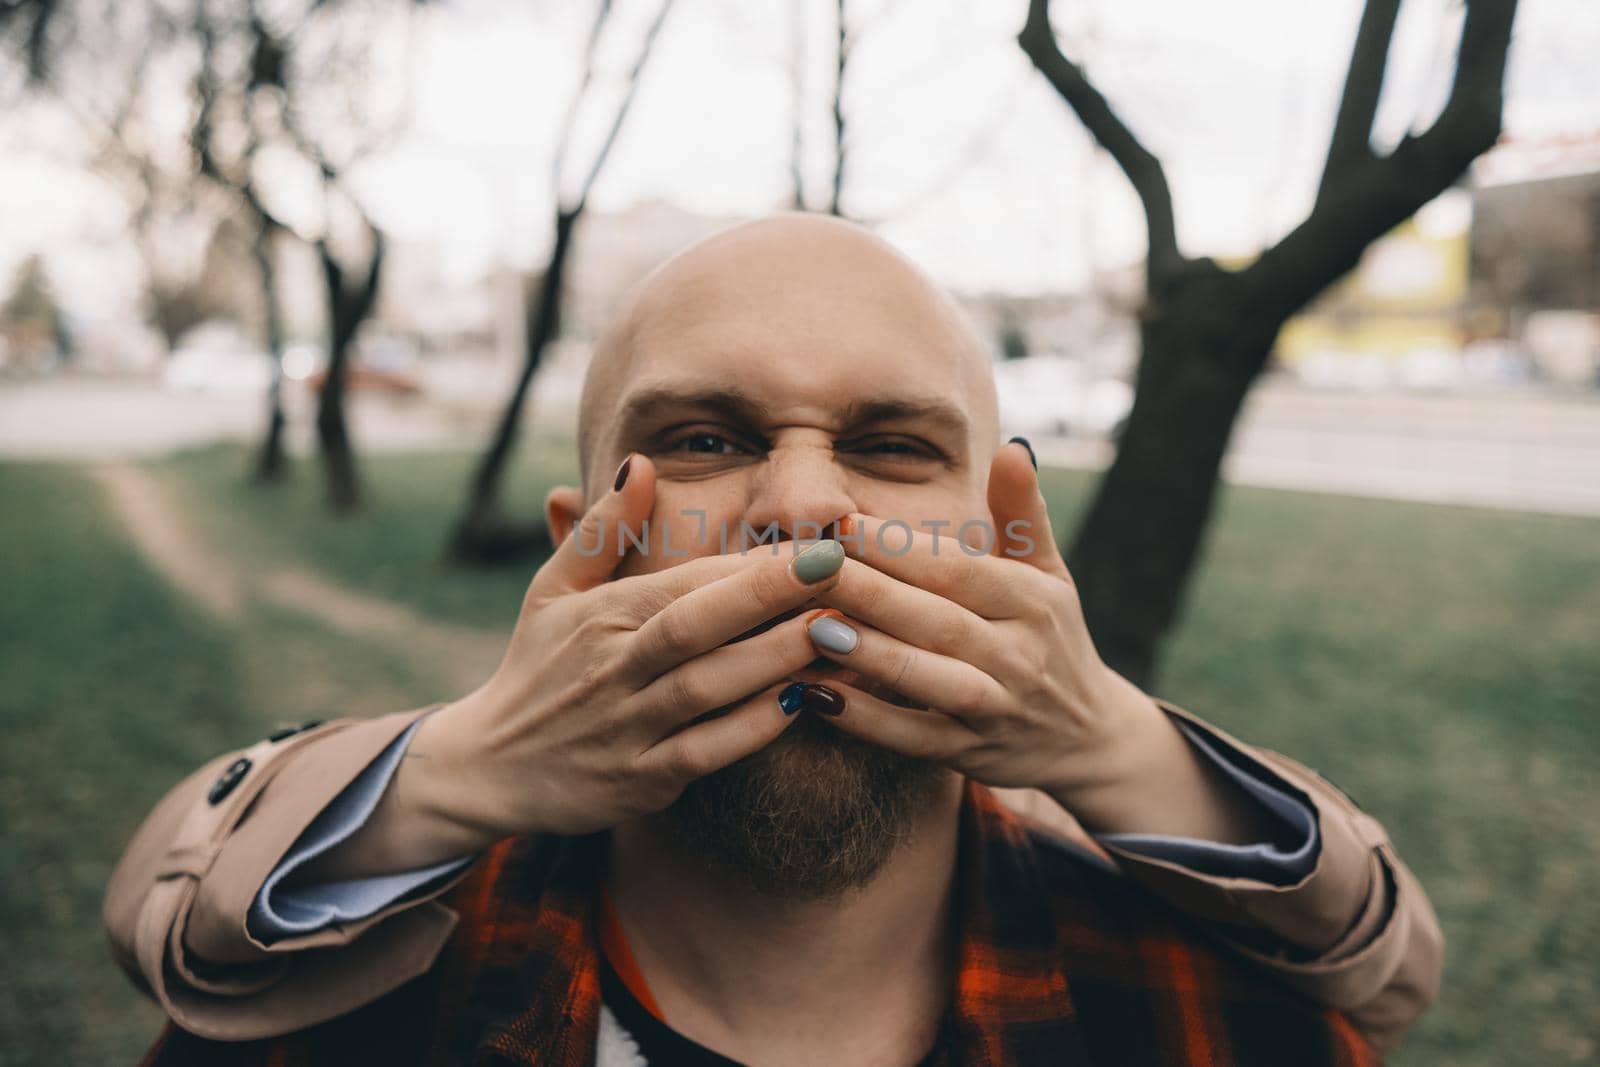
[792,539,845,583]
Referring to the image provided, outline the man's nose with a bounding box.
[740,441,855,544]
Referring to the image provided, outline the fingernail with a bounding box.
[808,613,859,655]
[1008,436,1038,471]
[798,683,844,717]
[613,455,633,492]
[778,682,807,715]
[791,539,845,583]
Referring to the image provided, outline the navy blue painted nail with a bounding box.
[778,682,807,716]
[1008,436,1038,471]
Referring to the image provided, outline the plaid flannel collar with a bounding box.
[464,781,1087,1067]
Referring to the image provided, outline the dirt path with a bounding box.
[93,462,502,691]
[92,465,243,619]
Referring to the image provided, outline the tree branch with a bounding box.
[551,0,613,195]
[1018,0,1182,280]
[828,0,848,216]
[1315,0,1401,209]
[1245,0,1518,317]
[787,0,806,209]
[568,0,674,214]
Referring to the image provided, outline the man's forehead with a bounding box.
[578,214,998,476]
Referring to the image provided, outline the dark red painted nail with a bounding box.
[798,683,844,717]
[613,455,633,492]
[1007,436,1038,471]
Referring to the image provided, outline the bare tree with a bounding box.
[190,2,297,481]
[190,0,404,508]
[1020,0,1519,687]
[0,0,58,84]
[6,1,226,357]
[450,0,675,562]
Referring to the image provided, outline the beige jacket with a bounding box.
[104,700,1442,1056]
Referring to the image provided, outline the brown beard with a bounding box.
[665,712,945,899]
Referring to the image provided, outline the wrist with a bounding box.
[392,695,505,858]
[1043,667,1179,832]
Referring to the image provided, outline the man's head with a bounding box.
[547,214,1003,897]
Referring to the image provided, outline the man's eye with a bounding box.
[669,431,744,455]
[845,437,935,458]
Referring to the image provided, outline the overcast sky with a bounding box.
[3,0,1597,317]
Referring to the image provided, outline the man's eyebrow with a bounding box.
[838,397,969,437]
[615,386,772,431]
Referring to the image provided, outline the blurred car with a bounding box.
[305,336,422,396]
[993,355,1133,440]
[163,322,273,393]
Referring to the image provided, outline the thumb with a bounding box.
[986,437,1070,580]
[533,452,657,596]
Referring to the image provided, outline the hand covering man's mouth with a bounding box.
[721,608,924,710]
[726,606,805,645]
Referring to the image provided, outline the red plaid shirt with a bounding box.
[142,783,1375,1066]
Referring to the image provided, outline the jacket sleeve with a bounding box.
[1001,698,1442,1057]
[102,707,472,1041]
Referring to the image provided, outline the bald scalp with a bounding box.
[577,213,999,496]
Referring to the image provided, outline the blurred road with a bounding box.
[1030,379,1600,518]
[0,378,477,459]
[4,375,1600,517]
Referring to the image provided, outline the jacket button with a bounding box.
[207,757,252,805]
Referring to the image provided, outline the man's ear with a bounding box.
[545,485,585,546]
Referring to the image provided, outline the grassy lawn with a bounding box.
[0,462,458,1065]
[2,446,1596,1065]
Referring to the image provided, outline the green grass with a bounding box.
[0,464,247,1064]
[2,450,1596,1065]
[0,462,461,1065]
[159,442,576,631]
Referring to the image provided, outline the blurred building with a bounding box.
[563,200,748,341]
[1469,168,1600,387]
[1274,213,1475,390]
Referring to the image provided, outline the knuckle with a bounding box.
[656,667,696,713]
[958,679,995,717]
[663,741,708,782]
[849,570,887,614]
[931,613,969,655]
[909,728,951,762]
[574,509,607,549]
[750,559,793,606]
[649,607,697,660]
[889,645,920,692]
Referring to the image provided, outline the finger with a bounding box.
[986,438,1070,581]
[837,514,1017,618]
[623,540,846,680]
[631,614,821,731]
[531,453,658,596]
[639,682,801,784]
[811,560,999,662]
[811,681,976,763]
[804,611,1006,718]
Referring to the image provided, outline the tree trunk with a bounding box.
[316,362,359,511]
[450,209,579,563]
[1066,266,1284,688]
[1021,0,1516,686]
[252,230,290,483]
[314,236,384,513]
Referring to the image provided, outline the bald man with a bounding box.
[111,216,1439,1066]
